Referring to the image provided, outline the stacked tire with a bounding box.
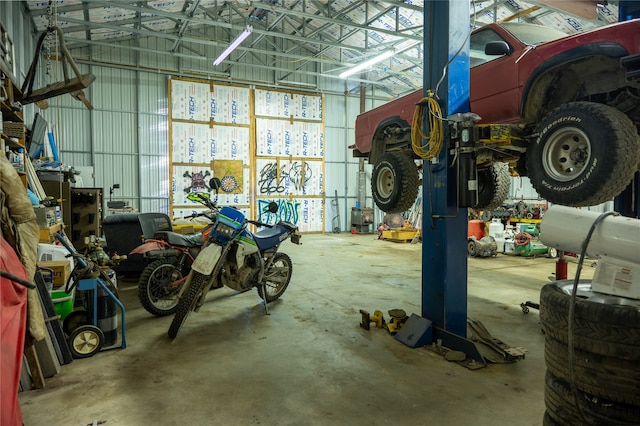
[539,281,640,425]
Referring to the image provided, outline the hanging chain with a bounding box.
[44,1,54,77]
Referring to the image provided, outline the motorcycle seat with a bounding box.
[154,231,204,247]
[253,223,292,251]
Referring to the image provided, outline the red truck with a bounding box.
[353,20,640,213]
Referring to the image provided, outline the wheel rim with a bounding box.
[555,281,640,308]
[73,329,101,355]
[263,257,291,297]
[148,264,183,310]
[376,166,395,200]
[468,241,476,256]
[542,127,591,182]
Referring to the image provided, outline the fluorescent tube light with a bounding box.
[339,49,395,79]
[213,26,252,66]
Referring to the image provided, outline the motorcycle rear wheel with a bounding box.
[138,259,185,317]
[257,252,293,303]
[168,271,208,339]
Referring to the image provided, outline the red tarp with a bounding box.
[0,235,28,426]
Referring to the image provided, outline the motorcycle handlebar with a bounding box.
[246,219,273,228]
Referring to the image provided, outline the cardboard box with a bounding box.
[38,223,63,243]
[173,224,195,234]
[37,260,71,287]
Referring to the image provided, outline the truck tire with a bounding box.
[475,162,510,210]
[544,370,640,425]
[545,336,640,406]
[539,281,640,360]
[527,102,640,206]
[371,152,419,213]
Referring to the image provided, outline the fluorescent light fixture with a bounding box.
[213,26,252,66]
[339,49,395,79]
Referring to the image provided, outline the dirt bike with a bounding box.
[130,192,218,316]
[168,179,302,339]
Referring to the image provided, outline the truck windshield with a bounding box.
[500,22,568,45]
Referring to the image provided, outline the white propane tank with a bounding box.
[540,206,640,264]
[488,218,504,238]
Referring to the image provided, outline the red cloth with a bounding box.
[0,235,28,426]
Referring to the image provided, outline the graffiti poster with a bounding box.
[256,198,323,233]
[212,160,244,194]
[172,165,250,206]
[255,158,322,197]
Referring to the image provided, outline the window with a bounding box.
[470,28,509,68]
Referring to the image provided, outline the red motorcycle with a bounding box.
[130,192,217,316]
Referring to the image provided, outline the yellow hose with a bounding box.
[411,93,444,160]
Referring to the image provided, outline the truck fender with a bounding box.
[370,116,410,164]
[521,42,629,119]
[191,244,222,275]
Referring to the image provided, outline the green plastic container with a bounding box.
[51,289,74,321]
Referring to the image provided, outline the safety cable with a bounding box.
[567,211,618,424]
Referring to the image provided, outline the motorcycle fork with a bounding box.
[193,246,231,312]
[257,248,280,315]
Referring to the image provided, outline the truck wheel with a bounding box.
[527,102,640,206]
[475,162,510,210]
[371,152,419,213]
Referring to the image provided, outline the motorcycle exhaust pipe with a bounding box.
[146,248,182,259]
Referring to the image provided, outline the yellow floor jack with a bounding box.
[359,309,408,334]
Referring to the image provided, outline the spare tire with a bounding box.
[475,162,510,210]
[371,152,419,213]
[527,102,640,206]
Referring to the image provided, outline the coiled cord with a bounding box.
[411,92,444,160]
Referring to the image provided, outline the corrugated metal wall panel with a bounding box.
[95,153,139,210]
[139,73,168,114]
[140,154,170,198]
[92,67,137,111]
[139,114,168,156]
[43,106,92,157]
[92,111,137,154]
[56,152,93,169]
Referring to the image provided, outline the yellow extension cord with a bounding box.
[411,93,444,160]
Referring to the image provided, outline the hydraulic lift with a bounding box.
[418,1,525,367]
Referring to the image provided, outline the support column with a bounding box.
[421,1,471,338]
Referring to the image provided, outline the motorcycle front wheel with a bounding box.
[168,271,209,339]
[257,252,293,303]
[138,259,185,317]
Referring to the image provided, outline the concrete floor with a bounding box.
[19,233,594,425]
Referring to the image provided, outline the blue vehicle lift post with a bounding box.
[419,0,484,364]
